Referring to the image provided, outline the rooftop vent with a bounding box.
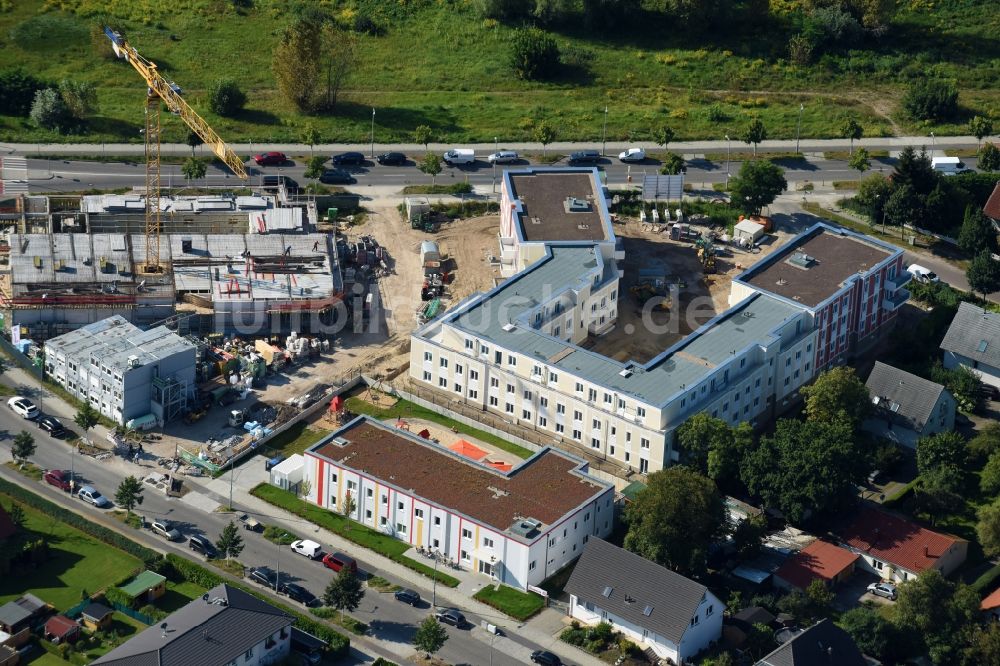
[602,586,613,598]
[486,485,510,499]
[565,197,591,213]
[502,323,517,332]
[619,367,633,378]
[776,278,788,286]
[788,252,814,269]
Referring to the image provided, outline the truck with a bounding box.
[420,240,442,275]
[442,148,475,166]
[931,156,966,176]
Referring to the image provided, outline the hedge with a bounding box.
[165,555,350,658]
[0,478,161,568]
[972,563,1000,594]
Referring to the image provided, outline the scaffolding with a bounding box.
[151,375,189,423]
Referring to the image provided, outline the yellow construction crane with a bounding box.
[103,27,248,273]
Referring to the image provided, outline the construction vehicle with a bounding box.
[695,236,717,273]
[102,28,247,273]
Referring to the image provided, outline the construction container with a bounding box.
[420,241,441,273]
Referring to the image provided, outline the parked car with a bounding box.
[248,567,279,588]
[393,588,421,606]
[321,552,357,573]
[442,148,475,166]
[253,152,287,166]
[906,264,939,283]
[43,469,72,491]
[38,416,67,438]
[189,534,218,558]
[376,152,406,166]
[487,150,519,165]
[530,651,562,666]
[78,486,111,508]
[331,151,365,166]
[150,519,182,541]
[568,149,601,164]
[8,396,39,420]
[318,169,355,185]
[618,147,646,162]
[239,513,263,532]
[434,608,466,627]
[279,582,318,606]
[290,539,322,560]
[867,582,898,600]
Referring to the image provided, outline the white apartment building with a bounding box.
[303,416,614,590]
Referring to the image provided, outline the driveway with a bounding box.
[833,571,895,611]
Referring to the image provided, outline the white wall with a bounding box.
[244,626,291,666]
[944,351,1000,389]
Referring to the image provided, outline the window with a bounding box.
[469,390,478,399]
[539,416,547,427]
[396,523,406,534]
[495,351,502,364]
[575,382,584,393]
[786,357,791,367]
[690,615,699,627]
[454,382,462,393]
[604,393,612,404]
[482,345,489,356]
[639,458,649,473]
[381,495,388,505]
[507,383,515,394]
[522,409,532,420]
[740,358,746,368]
[532,365,542,377]
[440,358,448,368]
[465,339,474,350]
[433,538,440,548]
[572,429,582,441]
[523,390,532,400]
[483,537,494,548]
[415,508,424,519]
[380,516,387,526]
[591,437,601,449]
[462,528,472,539]
[507,355,516,367]
[397,501,405,510]
[331,472,338,483]
[365,509,373,520]
[573,410,582,421]
[556,423,565,434]
[707,604,714,616]
[438,377,447,388]
[424,352,432,361]
[434,516,441,526]
[549,371,558,382]
[609,444,616,456]
[461,550,470,561]
[422,371,431,381]
[455,364,463,375]
[529,560,537,571]
[490,377,499,388]
[540,396,548,408]
[625,451,631,462]
[784,377,790,386]
[592,418,601,429]
[245,648,254,661]
[469,369,478,380]
[366,488,373,497]
[347,480,356,491]
[556,404,566,414]
[489,396,498,407]
[588,388,597,401]
[640,437,650,449]
[505,403,514,414]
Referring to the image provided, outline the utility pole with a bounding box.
[492,136,498,194]
[275,539,281,592]
[725,134,731,187]
[602,106,608,157]
[370,108,376,159]
[432,551,440,607]
[795,103,804,154]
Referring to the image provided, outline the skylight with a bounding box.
[979,339,989,353]
[602,586,613,598]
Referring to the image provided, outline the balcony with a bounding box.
[882,288,910,312]
[885,271,912,292]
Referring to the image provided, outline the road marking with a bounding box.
[1,156,29,194]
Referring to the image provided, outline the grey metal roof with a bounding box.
[0,601,32,628]
[865,361,949,433]
[756,619,866,666]
[440,245,803,406]
[91,584,292,666]
[44,315,194,373]
[941,301,1000,369]
[565,538,711,645]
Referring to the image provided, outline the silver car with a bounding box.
[867,581,898,600]
[150,519,182,541]
[487,150,519,165]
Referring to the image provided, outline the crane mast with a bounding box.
[103,27,248,273]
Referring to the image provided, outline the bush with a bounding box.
[0,479,160,568]
[208,79,246,117]
[352,14,383,36]
[508,27,560,81]
[0,68,47,116]
[903,79,959,122]
[30,88,72,132]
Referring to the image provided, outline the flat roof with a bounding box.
[308,417,610,537]
[45,315,195,372]
[507,170,610,243]
[738,226,894,308]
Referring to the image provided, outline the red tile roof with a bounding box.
[836,507,962,574]
[0,504,15,540]
[981,586,1000,611]
[44,615,79,639]
[775,539,859,590]
[985,181,1000,221]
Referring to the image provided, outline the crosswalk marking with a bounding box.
[1,156,29,195]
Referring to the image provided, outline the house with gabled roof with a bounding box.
[862,361,956,447]
[774,539,859,591]
[565,538,722,664]
[756,619,867,666]
[941,301,1000,389]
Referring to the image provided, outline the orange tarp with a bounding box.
[449,439,488,461]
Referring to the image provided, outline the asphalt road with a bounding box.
[18,152,978,194]
[0,397,547,666]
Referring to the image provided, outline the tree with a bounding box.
[978,499,1000,558]
[185,131,203,157]
[508,27,560,80]
[855,173,893,223]
[708,422,752,491]
[319,24,357,110]
[730,513,767,560]
[969,115,994,148]
[208,78,246,117]
[216,520,245,560]
[903,79,959,122]
[412,616,448,657]
[272,15,325,112]
[114,476,144,516]
[182,157,208,183]
[841,118,863,154]
[742,117,767,156]
[892,569,979,664]
[893,146,937,195]
[11,430,36,467]
[917,464,965,523]
[418,153,442,185]
[884,183,920,228]
[805,578,834,613]
[800,366,871,431]
[965,623,1000,666]
[655,125,676,152]
[967,251,1000,300]
[659,152,685,175]
[980,143,1000,172]
[958,206,998,255]
[6,502,24,529]
[840,606,905,664]
[623,466,726,575]
[917,431,966,475]
[323,568,364,621]
[849,147,870,174]
[969,423,1000,460]
[340,490,356,517]
[533,121,557,156]
[58,79,96,121]
[742,419,866,524]
[413,125,432,151]
[0,68,47,116]
[74,403,99,442]
[304,156,326,180]
[675,412,730,472]
[729,160,787,216]
[301,123,320,156]
[30,88,71,132]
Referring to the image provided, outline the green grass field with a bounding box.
[0,497,142,611]
[0,1,996,143]
[473,584,545,621]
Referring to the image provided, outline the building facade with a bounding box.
[941,301,1000,389]
[302,416,614,590]
[862,361,956,448]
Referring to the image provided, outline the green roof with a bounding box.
[620,481,647,502]
[119,570,166,598]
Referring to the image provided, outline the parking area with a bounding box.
[833,571,896,611]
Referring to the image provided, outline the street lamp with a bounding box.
[725,134,731,186]
[370,108,376,159]
[274,539,281,593]
[602,106,608,157]
[432,550,441,607]
[492,136,498,194]
[930,131,936,150]
[795,103,804,154]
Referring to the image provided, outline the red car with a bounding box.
[44,469,72,491]
[253,152,287,166]
[321,552,357,573]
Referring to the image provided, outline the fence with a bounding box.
[108,602,158,626]
[0,333,43,380]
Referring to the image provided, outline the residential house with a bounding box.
[302,416,614,590]
[43,615,81,644]
[941,302,1000,389]
[79,603,114,631]
[566,538,722,664]
[774,539,860,591]
[984,180,1000,226]
[0,644,16,666]
[92,584,293,666]
[0,595,49,649]
[980,586,1000,621]
[118,570,167,605]
[836,506,968,583]
[862,361,956,448]
[756,619,867,666]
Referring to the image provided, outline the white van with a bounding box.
[931,156,965,175]
[290,539,322,559]
[906,264,939,283]
[443,148,475,166]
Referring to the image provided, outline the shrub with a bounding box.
[208,78,246,117]
[903,79,959,122]
[0,68,47,116]
[352,14,383,35]
[706,103,729,122]
[30,88,72,132]
[508,27,560,81]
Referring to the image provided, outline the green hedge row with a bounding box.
[165,554,350,658]
[972,563,1000,594]
[0,478,161,568]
